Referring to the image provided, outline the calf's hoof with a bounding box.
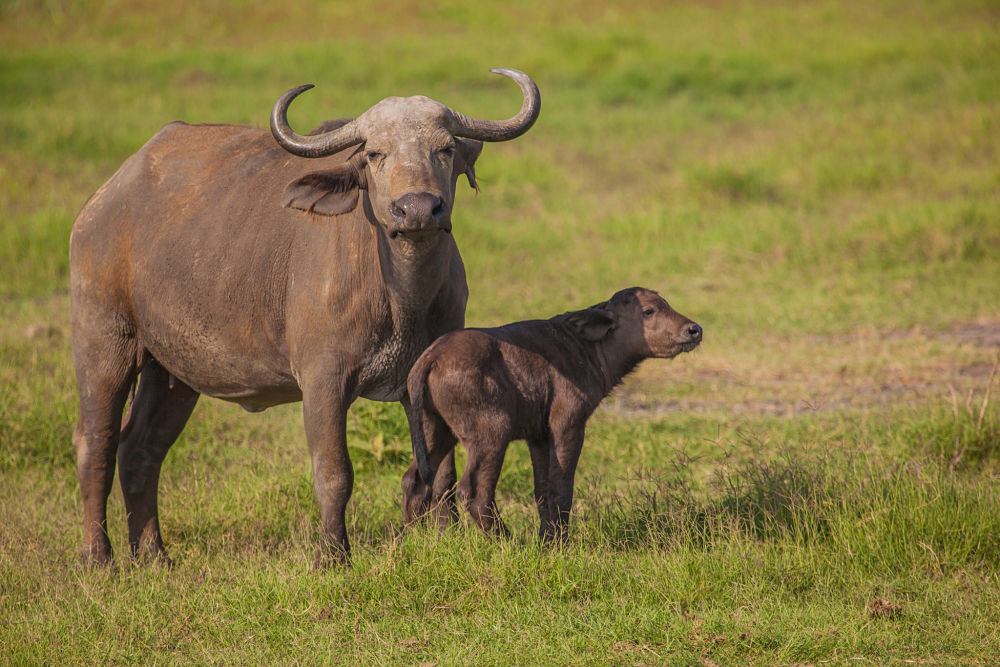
[131,545,173,569]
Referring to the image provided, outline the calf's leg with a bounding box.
[543,426,585,543]
[527,437,554,541]
[457,432,511,539]
[401,404,459,528]
[431,449,458,528]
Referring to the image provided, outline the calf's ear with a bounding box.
[282,164,366,216]
[567,308,617,342]
[455,138,483,191]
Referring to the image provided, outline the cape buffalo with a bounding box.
[70,68,541,566]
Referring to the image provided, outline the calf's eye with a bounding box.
[642,307,655,317]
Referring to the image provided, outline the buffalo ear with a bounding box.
[566,308,617,342]
[456,138,483,191]
[283,165,365,216]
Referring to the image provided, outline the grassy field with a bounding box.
[2,0,1000,664]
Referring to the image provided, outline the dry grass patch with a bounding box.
[612,323,1000,417]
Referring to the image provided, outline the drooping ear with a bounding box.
[564,307,617,342]
[455,138,483,191]
[282,164,366,216]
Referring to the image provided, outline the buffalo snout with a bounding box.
[683,322,703,343]
[389,192,448,235]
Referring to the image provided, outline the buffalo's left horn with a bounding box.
[447,68,541,142]
[270,84,364,158]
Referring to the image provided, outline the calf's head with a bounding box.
[571,287,702,360]
[271,68,540,242]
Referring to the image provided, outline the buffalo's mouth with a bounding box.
[677,339,701,353]
[388,225,451,241]
[656,338,701,359]
[671,322,703,355]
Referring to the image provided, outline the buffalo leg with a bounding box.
[71,308,138,566]
[456,435,511,538]
[430,449,458,529]
[527,437,555,542]
[401,395,459,528]
[117,358,199,565]
[301,377,354,566]
[399,394,430,524]
[544,426,585,543]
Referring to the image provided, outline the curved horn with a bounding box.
[447,68,541,142]
[270,84,363,158]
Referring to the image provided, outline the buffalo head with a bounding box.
[270,68,540,241]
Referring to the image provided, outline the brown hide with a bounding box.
[69,69,540,566]
[402,288,703,541]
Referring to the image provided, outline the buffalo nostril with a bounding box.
[431,196,444,217]
[390,202,406,221]
[686,323,703,340]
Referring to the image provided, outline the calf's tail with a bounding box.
[407,360,435,485]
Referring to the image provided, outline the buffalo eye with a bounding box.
[366,150,384,163]
[437,145,455,158]
[642,307,655,318]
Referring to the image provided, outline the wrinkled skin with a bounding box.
[70,70,539,567]
[403,287,703,541]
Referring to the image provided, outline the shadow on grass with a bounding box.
[574,451,834,551]
[573,444,1000,572]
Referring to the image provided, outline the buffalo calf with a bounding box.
[401,287,702,541]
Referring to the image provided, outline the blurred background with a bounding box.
[4,0,997,326]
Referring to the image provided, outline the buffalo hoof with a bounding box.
[79,545,114,569]
[489,520,513,542]
[312,545,350,570]
[132,546,173,569]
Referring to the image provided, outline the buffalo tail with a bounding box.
[407,361,435,484]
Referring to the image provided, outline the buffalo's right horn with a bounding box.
[270,84,364,158]
[447,68,541,142]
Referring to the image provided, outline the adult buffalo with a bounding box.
[70,68,540,566]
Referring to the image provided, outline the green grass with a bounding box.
[2,0,1000,663]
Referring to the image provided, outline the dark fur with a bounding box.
[402,287,702,541]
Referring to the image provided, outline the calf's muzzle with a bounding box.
[683,322,703,342]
